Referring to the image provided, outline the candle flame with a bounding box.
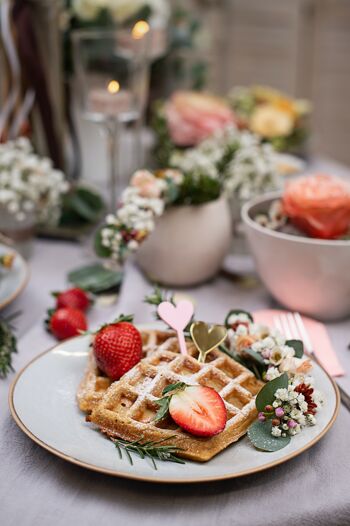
[107,80,120,94]
[132,20,150,40]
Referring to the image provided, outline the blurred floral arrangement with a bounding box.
[152,91,236,165]
[153,87,312,163]
[0,139,68,225]
[95,124,280,263]
[0,138,105,236]
[255,173,350,240]
[227,85,311,154]
[169,125,280,202]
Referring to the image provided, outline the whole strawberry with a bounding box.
[49,308,87,341]
[93,315,142,380]
[54,288,90,312]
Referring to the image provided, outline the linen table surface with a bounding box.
[1,237,350,526]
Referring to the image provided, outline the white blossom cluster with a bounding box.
[0,138,69,224]
[226,313,312,380]
[170,125,281,200]
[100,186,164,261]
[72,0,170,24]
[270,380,324,438]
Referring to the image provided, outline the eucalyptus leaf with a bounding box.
[59,186,105,227]
[247,420,291,452]
[285,339,304,358]
[241,347,266,366]
[255,373,288,412]
[224,309,254,327]
[68,263,122,294]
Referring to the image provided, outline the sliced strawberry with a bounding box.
[169,385,227,437]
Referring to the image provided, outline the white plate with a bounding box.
[0,244,29,310]
[9,327,339,483]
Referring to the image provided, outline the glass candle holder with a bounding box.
[72,26,151,211]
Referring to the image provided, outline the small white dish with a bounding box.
[0,244,29,310]
[9,324,339,483]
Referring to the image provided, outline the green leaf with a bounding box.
[68,263,122,294]
[247,420,291,452]
[94,227,112,259]
[162,382,187,396]
[154,382,187,422]
[241,347,266,366]
[59,186,105,227]
[154,397,171,423]
[285,339,304,358]
[0,317,18,378]
[112,314,134,324]
[225,309,254,327]
[255,373,288,412]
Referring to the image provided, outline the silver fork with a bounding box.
[273,312,350,411]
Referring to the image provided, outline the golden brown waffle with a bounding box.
[89,336,263,462]
[77,329,176,414]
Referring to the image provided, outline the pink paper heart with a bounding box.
[157,300,194,332]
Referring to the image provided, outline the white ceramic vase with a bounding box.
[136,197,232,286]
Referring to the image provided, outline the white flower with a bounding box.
[269,346,284,365]
[271,426,282,437]
[306,414,317,426]
[0,139,67,224]
[275,388,289,401]
[265,367,281,381]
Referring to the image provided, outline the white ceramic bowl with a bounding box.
[242,192,350,321]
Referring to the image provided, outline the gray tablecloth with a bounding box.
[1,238,350,526]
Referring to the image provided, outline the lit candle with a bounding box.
[87,81,132,116]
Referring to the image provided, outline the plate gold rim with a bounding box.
[0,247,30,310]
[8,335,340,484]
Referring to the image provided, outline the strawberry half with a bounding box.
[49,307,87,341]
[93,319,142,380]
[169,385,227,437]
[54,288,90,312]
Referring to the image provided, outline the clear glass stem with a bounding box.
[105,119,120,211]
[134,114,144,168]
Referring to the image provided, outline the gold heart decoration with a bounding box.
[190,321,227,363]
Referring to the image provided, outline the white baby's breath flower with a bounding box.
[265,367,281,382]
[271,426,282,437]
[0,139,67,224]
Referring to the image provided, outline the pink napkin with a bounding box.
[253,309,345,377]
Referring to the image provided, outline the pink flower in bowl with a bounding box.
[282,173,350,239]
[130,170,163,198]
[165,91,236,147]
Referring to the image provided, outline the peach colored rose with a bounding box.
[236,334,257,353]
[296,358,313,374]
[130,170,163,198]
[165,91,236,146]
[283,174,350,239]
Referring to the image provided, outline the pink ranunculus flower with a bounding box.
[130,170,163,198]
[164,91,236,146]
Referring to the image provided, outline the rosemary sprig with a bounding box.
[0,312,19,378]
[113,436,185,470]
[144,286,175,319]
